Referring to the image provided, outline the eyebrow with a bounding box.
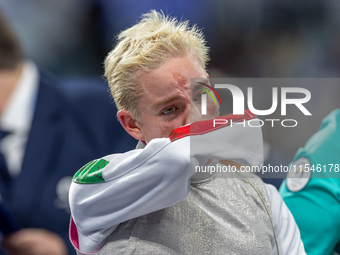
[152,95,182,108]
[192,78,210,90]
[194,78,210,85]
[199,78,210,84]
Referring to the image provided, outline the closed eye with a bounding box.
[194,90,207,102]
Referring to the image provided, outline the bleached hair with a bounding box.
[104,10,209,119]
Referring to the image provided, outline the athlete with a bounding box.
[69,11,306,255]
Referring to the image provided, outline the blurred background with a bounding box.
[1,0,340,183]
[2,0,340,77]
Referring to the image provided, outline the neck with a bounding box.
[0,62,23,115]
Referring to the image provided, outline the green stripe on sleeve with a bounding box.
[73,159,109,184]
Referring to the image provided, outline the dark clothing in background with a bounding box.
[0,72,136,254]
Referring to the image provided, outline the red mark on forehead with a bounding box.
[172,73,187,87]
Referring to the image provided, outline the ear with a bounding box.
[117,110,144,141]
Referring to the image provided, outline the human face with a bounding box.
[133,56,218,143]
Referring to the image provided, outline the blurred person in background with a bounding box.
[0,10,136,255]
[0,201,20,254]
[280,109,340,255]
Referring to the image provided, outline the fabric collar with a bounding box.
[0,61,39,134]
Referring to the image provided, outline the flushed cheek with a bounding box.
[142,123,174,142]
[207,103,219,119]
[158,124,176,138]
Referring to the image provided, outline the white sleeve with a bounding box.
[265,184,306,255]
[69,137,196,253]
[70,116,264,253]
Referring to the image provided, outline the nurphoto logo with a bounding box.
[198,82,312,128]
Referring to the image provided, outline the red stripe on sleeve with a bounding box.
[169,109,256,142]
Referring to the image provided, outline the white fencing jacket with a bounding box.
[69,111,305,254]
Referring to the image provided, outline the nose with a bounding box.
[181,101,191,126]
[189,99,205,124]
[182,100,203,126]
[183,113,190,126]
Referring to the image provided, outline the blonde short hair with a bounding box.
[104,10,209,118]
